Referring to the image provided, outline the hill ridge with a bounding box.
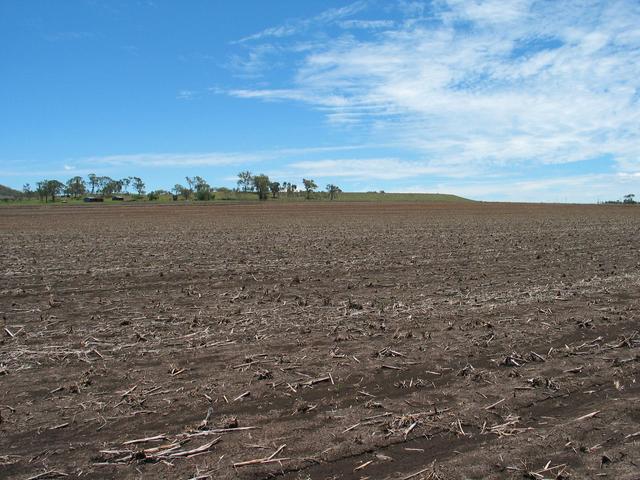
[0,184,22,198]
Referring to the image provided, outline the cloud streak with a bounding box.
[236,1,367,43]
[227,0,640,175]
[76,145,392,169]
[286,158,471,180]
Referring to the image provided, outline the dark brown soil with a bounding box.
[1,202,639,480]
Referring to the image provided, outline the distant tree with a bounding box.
[94,176,112,194]
[147,190,160,201]
[326,184,341,200]
[35,181,47,202]
[623,193,636,204]
[302,178,317,200]
[66,176,86,198]
[177,178,192,200]
[192,176,204,188]
[51,180,65,202]
[172,184,187,199]
[103,179,114,195]
[193,176,214,201]
[237,170,253,192]
[269,181,281,199]
[121,177,131,194]
[39,179,64,202]
[184,176,196,199]
[87,173,99,194]
[253,174,271,200]
[132,177,145,196]
[22,183,32,198]
[101,178,121,196]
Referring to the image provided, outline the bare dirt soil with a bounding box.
[1,202,639,480]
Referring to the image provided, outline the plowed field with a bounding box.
[1,202,639,479]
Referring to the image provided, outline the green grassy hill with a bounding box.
[1,188,473,205]
[0,184,22,199]
[332,192,472,202]
[213,190,472,202]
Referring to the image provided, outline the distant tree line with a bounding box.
[235,171,340,201]
[601,193,637,205]
[172,176,215,201]
[21,171,342,203]
[22,174,147,202]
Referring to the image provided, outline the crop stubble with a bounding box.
[1,202,639,479]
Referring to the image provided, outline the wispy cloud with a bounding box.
[226,44,284,78]
[228,88,349,107]
[5,147,637,203]
[43,31,94,42]
[285,158,468,180]
[236,1,367,43]
[177,90,196,100]
[84,152,266,168]
[440,0,531,24]
[462,172,640,202]
[393,172,640,203]
[338,20,395,29]
[225,0,640,176]
[76,145,387,169]
[238,25,299,43]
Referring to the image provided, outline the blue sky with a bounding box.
[1,0,639,202]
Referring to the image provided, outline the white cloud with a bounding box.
[338,20,395,29]
[226,44,282,78]
[440,0,531,25]
[227,0,640,175]
[238,25,299,43]
[77,145,384,169]
[285,158,474,180]
[177,90,195,100]
[236,1,366,43]
[314,2,368,23]
[396,172,640,203]
[228,88,349,107]
[85,152,265,168]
